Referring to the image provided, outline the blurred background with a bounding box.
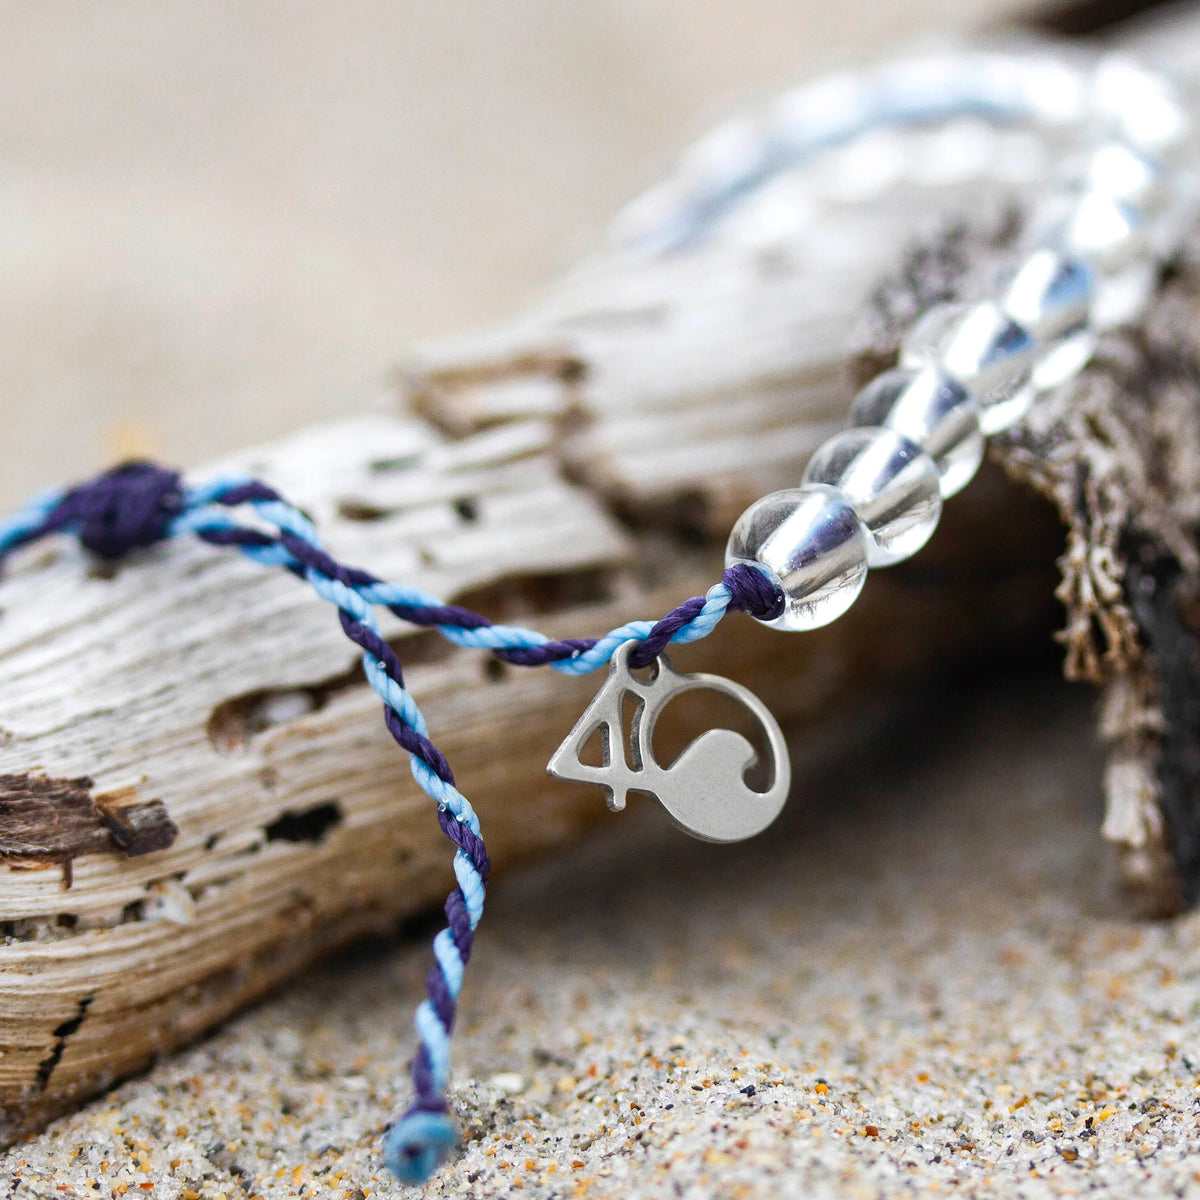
[0,0,1127,510]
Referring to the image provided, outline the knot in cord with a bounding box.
[53,461,184,559]
[722,561,785,622]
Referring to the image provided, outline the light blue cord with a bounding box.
[3,471,744,1187]
[173,489,494,1176]
[169,478,743,1183]
[0,487,67,556]
[171,485,737,676]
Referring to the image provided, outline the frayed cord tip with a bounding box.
[384,1110,458,1185]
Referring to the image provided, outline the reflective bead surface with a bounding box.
[1090,56,1190,157]
[1028,329,1096,390]
[802,428,942,566]
[1034,190,1161,332]
[849,366,985,498]
[900,301,1035,434]
[1090,261,1157,331]
[1078,141,1167,214]
[1000,249,1095,389]
[1001,249,1092,343]
[725,485,869,632]
[1039,192,1150,275]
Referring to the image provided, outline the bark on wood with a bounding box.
[851,212,1200,916]
[2,23,1198,1143]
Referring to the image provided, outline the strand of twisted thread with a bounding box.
[164,493,782,1186]
[166,485,777,1184]
[0,462,785,1188]
[181,476,784,668]
[180,516,488,1183]
[0,466,486,1187]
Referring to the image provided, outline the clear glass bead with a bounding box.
[725,484,869,632]
[1001,249,1092,343]
[1034,191,1160,333]
[1019,56,1088,126]
[802,428,942,567]
[849,366,985,498]
[678,116,768,196]
[999,249,1095,390]
[1090,56,1190,158]
[1038,191,1150,275]
[1077,141,1167,214]
[770,72,876,154]
[900,301,1035,434]
[1090,261,1157,331]
[1029,328,1096,389]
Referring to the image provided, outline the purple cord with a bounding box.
[0,460,786,1184]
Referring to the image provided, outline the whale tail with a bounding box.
[548,641,792,842]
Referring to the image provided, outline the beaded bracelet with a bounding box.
[0,49,1193,1188]
[722,57,1193,633]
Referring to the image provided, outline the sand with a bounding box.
[4,671,1199,1199]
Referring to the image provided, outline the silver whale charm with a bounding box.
[547,640,791,842]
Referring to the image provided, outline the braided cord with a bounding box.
[0,463,782,1184]
[0,487,68,557]
[174,475,778,670]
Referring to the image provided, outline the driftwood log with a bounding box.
[4,18,1200,1144]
